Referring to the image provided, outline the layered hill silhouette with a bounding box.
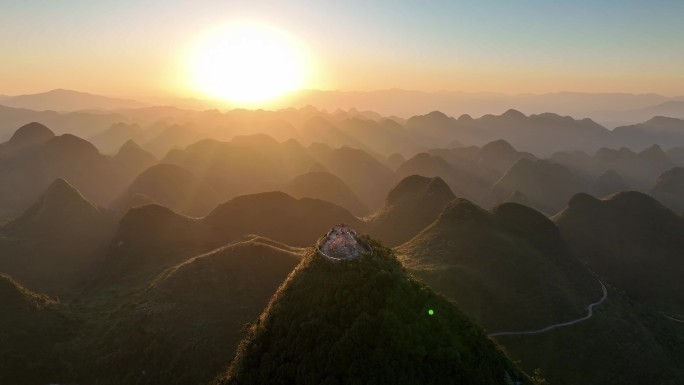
[336,117,422,157]
[1,121,55,153]
[0,179,115,294]
[593,169,629,197]
[297,115,368,151]
[423,140,531,181]
[3,97,684,157]
[217,240,534,385]
[0,88,146,112]
[308,144,398,210]
[0,123,159,220]
[89,123,148,154]
[650,167,684,215]
[99,191,362,284]
[493,158,589,214]
[552,144,676,190]
[110,140,157,184]
[143,122,207,157]
[555,192,684,316]
[613,116,684,149]
[406,109,611,155]
[203,192,363,247]
[396,199,598,331]
[396,152,491,202]
[164,135,396,212]
[280,171,369,216]
[477,139,536,174]
[114,163,221,217]
[667,146,684,164]
[367,175,455,247]
[163,136,314,201]
[7,178,111,234]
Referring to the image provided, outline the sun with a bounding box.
[189,22,308,105]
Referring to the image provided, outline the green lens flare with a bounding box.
[428,309,434,316]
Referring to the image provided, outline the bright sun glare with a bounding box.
[189,22,308,105]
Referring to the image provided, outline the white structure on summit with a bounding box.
[318,224,372,261]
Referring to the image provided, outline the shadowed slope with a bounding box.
[396,199,598,331]
[650,166,684,214]
[2,122,55,153]
[0,274,75,385]
[74,239,302,385]
[114,163,221,217]
[309,145,398,210]
[368,175,455,247]
[396,152,491,201]
[493,158,589,214]
[204,191,363,247]
[0,123,151,220]
[98,192,362,285]
[554,191,684,316]
[280,171,369,216]
[0,179,115,294]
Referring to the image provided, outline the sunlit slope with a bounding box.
[217,239,535,385]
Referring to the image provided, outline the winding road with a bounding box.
[488,280,607,338]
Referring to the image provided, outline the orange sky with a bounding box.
[1,1,683,102]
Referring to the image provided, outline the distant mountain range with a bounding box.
[2,91,684,157]
[284,88,684,125]
[0,89,147,112]
[2,88,683,126]
[4,94,684,385]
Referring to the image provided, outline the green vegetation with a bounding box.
[497,288,684,385]
[397,197,684,384]
[397,200,598,331]
[64,238,302,385]
[555,191,684,316]
[0,178,116,295]
[218,239,535,385]
[0,274,76,385]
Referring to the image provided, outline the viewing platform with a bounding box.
[317,224,372,261]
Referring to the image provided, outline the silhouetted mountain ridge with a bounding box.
[368,175,455,246]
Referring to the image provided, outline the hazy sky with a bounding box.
[1,0,683,99]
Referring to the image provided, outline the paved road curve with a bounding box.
[489,280,607,338]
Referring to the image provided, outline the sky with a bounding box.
[1,0,683,101]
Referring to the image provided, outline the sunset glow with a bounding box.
[188,22,309,104]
